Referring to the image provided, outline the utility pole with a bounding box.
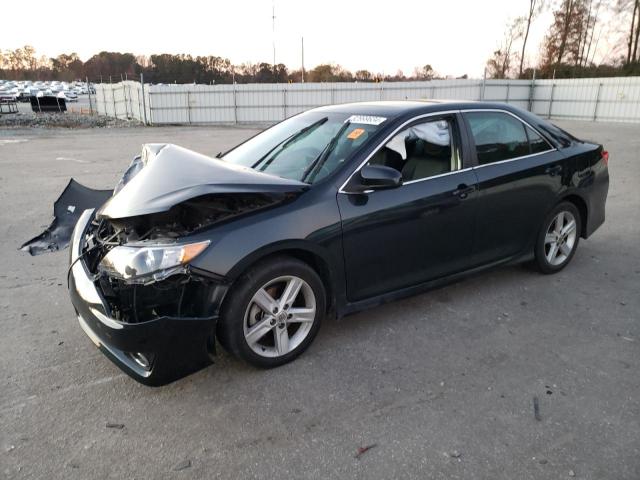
[301,37,305,83]
[272,1,276,81]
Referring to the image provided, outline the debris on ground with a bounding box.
[449,450,462,458]
[106,423,125,429]
[173,459,192,471]
[355,444,377,459]
[0,112,141,129]
[569,469,576,476]
[533,396,542,421]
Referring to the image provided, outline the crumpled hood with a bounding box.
[98,143,308,220]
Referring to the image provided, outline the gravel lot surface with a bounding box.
[5,96,137,128]
[1,121,638,479]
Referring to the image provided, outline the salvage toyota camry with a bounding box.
[28,101,608,385]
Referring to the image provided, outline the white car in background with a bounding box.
[58,91,78,102]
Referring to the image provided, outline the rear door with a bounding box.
[338,112,479,302]
[461,110,564,265]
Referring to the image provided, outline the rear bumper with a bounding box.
[67,210,218,385]
[584,165,609,238]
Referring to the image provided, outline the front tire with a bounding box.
[218,256,325,368]
[533,201,581,274]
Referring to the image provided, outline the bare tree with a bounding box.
[618,0,640,63]
[633,0,640,61]
[412,64,436,80]
[487,20,523,78]
[518,0,546,77]
[571,0,599,67]
[541,0,579,66]
[581,0,601,66]
[557,0,577,63]
[540,0,604,68]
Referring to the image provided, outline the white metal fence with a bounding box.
[94,76,640,125]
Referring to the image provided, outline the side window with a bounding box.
[367,118,460,182]
[526,125,553,154]
[465,112,530,164]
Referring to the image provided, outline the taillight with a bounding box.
[602,150,609,166]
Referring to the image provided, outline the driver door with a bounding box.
[337,113,478,302]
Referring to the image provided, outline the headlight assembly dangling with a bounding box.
[98,240,210,284]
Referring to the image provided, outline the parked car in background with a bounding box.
[59,90,78,102]
[18,88,39,102]
[0,90,18,102]
[32,100,609,385]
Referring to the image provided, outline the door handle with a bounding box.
[452,184,476,199]
[545,165,562,176]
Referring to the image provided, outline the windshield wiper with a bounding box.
[302,120,351,182]
[251,117,328,170]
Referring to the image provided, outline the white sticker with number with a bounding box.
[345,115,387,126]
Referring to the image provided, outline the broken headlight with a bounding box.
[98,240,210,284]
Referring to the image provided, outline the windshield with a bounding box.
[222,111,384,183]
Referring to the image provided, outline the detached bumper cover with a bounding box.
[67,210,218,385]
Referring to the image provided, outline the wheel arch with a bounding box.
[560,193,588,238]
[224,241,339,315]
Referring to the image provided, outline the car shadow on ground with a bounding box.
[161,261,546,391]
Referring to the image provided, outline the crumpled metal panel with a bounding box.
[97,143,307,220]
[20,179,112,256]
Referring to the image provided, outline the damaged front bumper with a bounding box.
[68,209,225,385]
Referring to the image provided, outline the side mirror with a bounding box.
[357,165,403,191]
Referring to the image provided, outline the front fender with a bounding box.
[189,190,346,313]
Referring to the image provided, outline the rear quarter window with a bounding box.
[465,111,529,164]
[465,111,555,165]
[526,126,553,154]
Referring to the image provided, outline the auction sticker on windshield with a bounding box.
[345,115,386,125]
[347,128,366,140]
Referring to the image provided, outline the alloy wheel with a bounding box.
[544,210,577,266]
[243,275,316,358]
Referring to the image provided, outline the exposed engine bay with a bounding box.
[78,193,282,323]
[21,143,308,324]
[100,191,289,242]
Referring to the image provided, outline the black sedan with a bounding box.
[60,101,609,384]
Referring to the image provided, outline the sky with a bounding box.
[0,0,599,78]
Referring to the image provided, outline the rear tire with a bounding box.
[217,256,325,368]
[532,201,581,274]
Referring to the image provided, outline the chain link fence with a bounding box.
[93,76,640,125]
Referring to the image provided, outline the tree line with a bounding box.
[486,0,640,79]
[2,0,639,83]
[0,48,445,84]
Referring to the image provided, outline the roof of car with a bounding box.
[315,100,522,118]
[313,100,574,149]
